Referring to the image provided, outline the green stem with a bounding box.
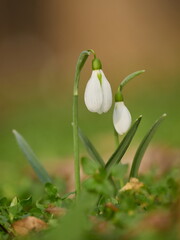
[72,50,94,199]
[73,94,80,196]
[114,127,119,148]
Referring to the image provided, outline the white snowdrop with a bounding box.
[84,69,112,114]
[113,101,132,135]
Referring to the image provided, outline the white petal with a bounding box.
[113,102,132,135]
[100,70,112,113]
[84,70,103,113]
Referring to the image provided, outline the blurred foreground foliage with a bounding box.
[0,165,179,240]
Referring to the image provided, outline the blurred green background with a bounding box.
[0,0,180,196]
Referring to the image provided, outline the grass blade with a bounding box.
[129,113,167,179]
[78,128,105,167]
[120,70,145,91]
[13,130,52,184]
[105,115,142,172]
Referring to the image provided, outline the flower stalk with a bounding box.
[73,50,95,198]
[113,70,145,140]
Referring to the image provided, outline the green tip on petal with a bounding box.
[97,72,102,85]
[92,58,102,70]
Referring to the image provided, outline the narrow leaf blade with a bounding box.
[78,128,105,167]
[129,113,167,179]
[120,70,145,90]
[13,130,52,184]
[105,115,142,171]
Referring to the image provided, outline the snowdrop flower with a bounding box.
[113,91,132,135]
[84,58,112,114]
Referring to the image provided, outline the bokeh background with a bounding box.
[0,0,180,196]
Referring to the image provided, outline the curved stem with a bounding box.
[73,50,94,199]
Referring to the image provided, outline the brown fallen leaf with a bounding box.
[45,205,67,217]
[105,202,119,212]
[12,216,47,236]
[123,210,172,240]
[120,178,144,192]
[141,211,172,231]
[89,216,113,234]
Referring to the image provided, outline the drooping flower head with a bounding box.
[84,58,112,114]
[113,90,132,135]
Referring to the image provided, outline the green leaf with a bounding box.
[20,197,32,208]
[105,115,142,172]
[129,113,167,179]
[81,157,99,175]
[120,70,145,91]
[83,177,114,196]
[110,164,128,179]
[9,197,22,222]
[78,128,105,167]
[10,197,18,207]
[45,183,58,197]
[13,130,52,184]
[0,197,8,206]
